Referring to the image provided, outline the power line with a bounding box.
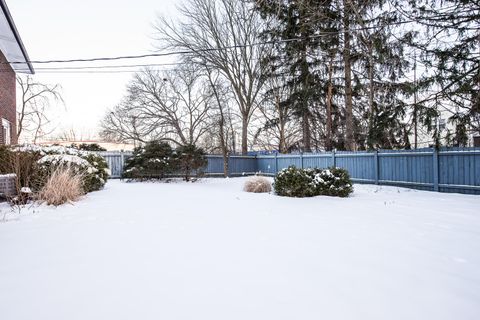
[33,62,183,70]
[3,20,417,66]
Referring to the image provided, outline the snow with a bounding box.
[1,178,479,320]
[15,144,91,157]
[37,154,91,167]
[19,187,32,194]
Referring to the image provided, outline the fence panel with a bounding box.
[97,148,480,195]
[204,156,225,175]
[335,152,376,182]
[303,154,333,169]
[256,156,276,174]
[228,156,257,175]
[438,148,480,194]
[97,151,131,178]
[378,150,433,190]
[277,155,302,170]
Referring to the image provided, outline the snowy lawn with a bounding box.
[1,178,480,320]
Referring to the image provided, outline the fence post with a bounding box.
[300,152,304,169]
[274,152,278,174]
[331,150,336,167]
[226,155,231,177]
[433,148,439,191]
[374,150,379,185]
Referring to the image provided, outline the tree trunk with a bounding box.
[326,55,334,151]
[241,117,248,154]
[302,111,311,152]
[300,48,312,152]
[343,0,354,151]
[219,112,229,177]
[206,69,229,176]
[276,94,287,153]
[367,42,375,149]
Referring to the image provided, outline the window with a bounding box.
[1,118,11,145]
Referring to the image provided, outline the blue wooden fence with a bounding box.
[98,152,258,178]
[98,147,480,195]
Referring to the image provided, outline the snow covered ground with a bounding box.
[1,178,479,320]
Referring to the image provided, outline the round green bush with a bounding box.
[274,166,353,198]
[273,166,317,197]
[311,167,353,198]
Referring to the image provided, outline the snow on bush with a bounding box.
[38,154,91,167]
[14,144,110,193]
[37,154,106,193]
[1,144,107,193]
[243,176,272,193]
[274,166,353,198]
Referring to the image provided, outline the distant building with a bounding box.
[0,0,34,145]
[474,134,480,148]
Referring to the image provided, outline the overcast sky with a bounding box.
[8,0,179,140]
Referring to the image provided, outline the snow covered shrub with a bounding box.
[123,141,176,179]
[273,166,316,197]
[243,176,272,193]
[274,166,353,198]
[38,166,83,206]
[0,144,108,201]
[37,154,105,193]
[311,167,353,198]
[175,144,207,181]
[82,153,109,190]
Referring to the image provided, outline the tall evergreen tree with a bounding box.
[348,0,412,149]
[393,0,480,145]
[255,0,340,152]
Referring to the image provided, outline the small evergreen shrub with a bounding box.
[243,176,272,193]
[310,167,354,198]
[273,166,316,197]
[123,141,176,179]
[123,142,207,181]
[82,153,110,190]
[274,166,353,198]
[176,144,207,181]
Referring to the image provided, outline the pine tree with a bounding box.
[255,0,339,152]
[394,0,480,145]
[348,0,412,149]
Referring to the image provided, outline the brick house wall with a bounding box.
[0,49,16,145]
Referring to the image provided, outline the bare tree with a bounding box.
[54,127,98,143]
[154,0,271,154]
[205,68,233,176]
[16,76,63,143]
[101,66,213,147]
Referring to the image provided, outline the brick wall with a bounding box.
[0,50,17,145]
